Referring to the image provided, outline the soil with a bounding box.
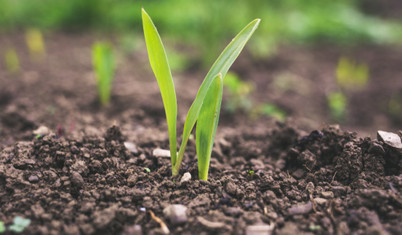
[0,31,401,235]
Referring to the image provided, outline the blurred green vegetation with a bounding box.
[4,48,20,73]
[1,0,401,65]
[336,57,369,89]
[327,91,348,122]
[92,41,115,106]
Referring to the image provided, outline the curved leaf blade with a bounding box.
[174,18,261,174]
[142,9,177,165]
[196,74,223,181]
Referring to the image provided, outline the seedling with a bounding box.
[327,91,347,121]
[223,72,254,112]
[223,73,287,121]
[336,57,369,89]
[92,42,116,106]
[388,94,402,123]
[144,167,151,173]
[0,221,5,233]
[142,9,260,180]
[4,48,20,73]
[328,57,369,121]
[25,29,46,60]
[259,103,287,121]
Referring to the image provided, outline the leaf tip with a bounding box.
[141,8,148,18]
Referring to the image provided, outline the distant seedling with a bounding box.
[327,91,347,121]
[25,29,46,60]
[4,48,20,73]
[259,103,287,121]
[142,9,260,180]
[223,72,254,112]
[0,221,5,233]
[336,57,369,89]
[223,72,287,121]
[328,57,370,121]
[92,42,116,106]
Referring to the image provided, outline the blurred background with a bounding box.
[0,0,401,142]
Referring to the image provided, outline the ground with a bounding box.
[0,33,401,234]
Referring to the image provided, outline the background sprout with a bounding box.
[223,72,254,112]
[328,57,369,122]
[142,8,260,179]
[4,48,20,73]
[92,41,116,106]
[327,91,347,121]
[0,221,5,233]
[259,103,287,121]
[336,57,369,89]
[25,28,46,60]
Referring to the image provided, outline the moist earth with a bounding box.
[0,124,401,235]
[0,31,401,235]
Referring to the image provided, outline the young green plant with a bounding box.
[25,29,46,60]
[92,42,116,106]
[4,48,20,73]
[142,9,260,180]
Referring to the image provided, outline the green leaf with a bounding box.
[0,221,5,233]
[142,9,178,166]
[92,42,115,106]
[173,18,260,176]
[196,74,223,181]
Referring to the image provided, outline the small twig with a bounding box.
[303,164,312,172]
[330,171,337,184]
[325,201,338,235]
[149,210,170,234]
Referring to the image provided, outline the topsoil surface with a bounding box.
[0,31,401,235]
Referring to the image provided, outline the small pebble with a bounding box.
[152,148,171,158]
[197,216,228,229]
[122,225,142,235]
[33,126,50,136]
[28,175,39,183]
[163,204,188,224]
[292,169,305,179]
[245,223,274,235]
[320,191,334,199]
[288,201,312,215]
[124,142,138,154]
[275,159,286,170]
[180,172,191,183]
[70,172,84,188]
[224,207,243,217]
[313,198,327,206]
[331,186,346,196]
[377,130,402,149]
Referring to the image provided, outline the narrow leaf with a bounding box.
[196,74,223,181]
[142,9,178,165]
[92,42,115,106]
[174,18,261,173]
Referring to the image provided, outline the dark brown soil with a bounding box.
[0,32,401,234]
[0,124,401,235]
